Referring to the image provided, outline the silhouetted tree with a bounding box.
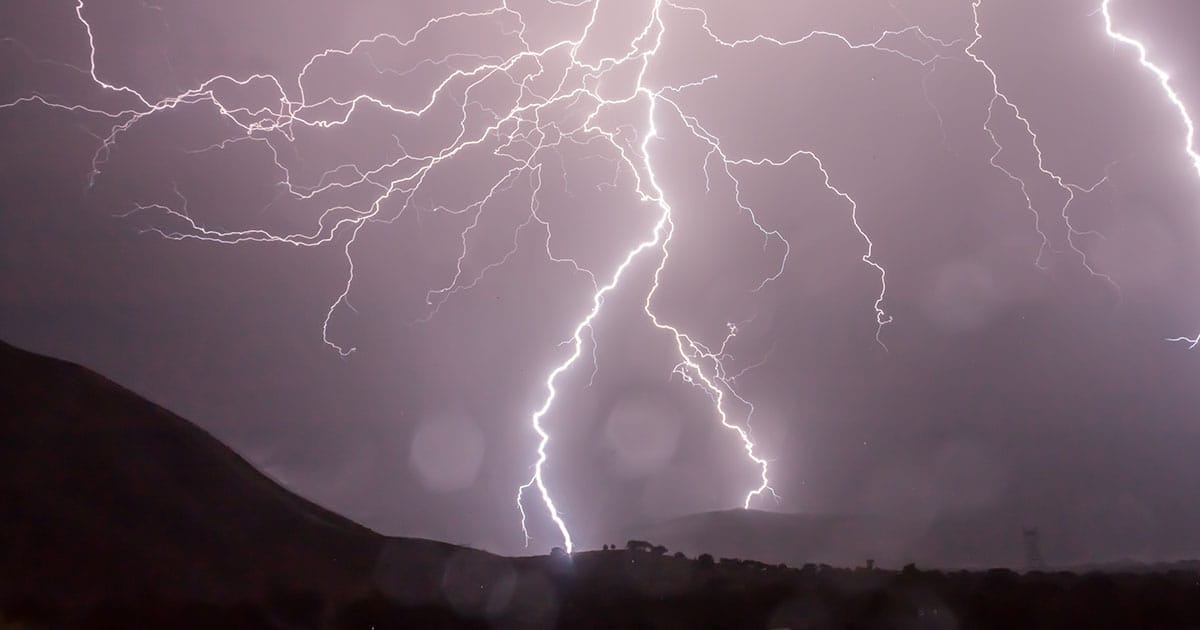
[626,540,653,553]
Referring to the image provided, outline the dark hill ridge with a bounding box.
[611,504,1200,571]
[610,507,1030,570]
[0,340,482,607]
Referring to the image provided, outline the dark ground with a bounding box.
[7,553,1200,629]
[3,340,1200,629]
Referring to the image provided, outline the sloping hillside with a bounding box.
[0,340,471,607]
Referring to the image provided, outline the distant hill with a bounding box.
[609,507,1032,570]
[0,340,486,608]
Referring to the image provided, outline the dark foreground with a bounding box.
[6,552,1200,629]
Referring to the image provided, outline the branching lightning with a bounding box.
[965,1,1118,291]
[4,0,1197,553]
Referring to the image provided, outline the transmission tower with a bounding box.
[1022,527,1045,570]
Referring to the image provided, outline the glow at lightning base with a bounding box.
[4,0,1199,554]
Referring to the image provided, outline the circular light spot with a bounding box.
[410,412,485,493]
[605,393,682,478]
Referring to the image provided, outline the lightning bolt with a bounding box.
[1092,0,1200,347]
[4,0,1196,553]
[965,0,1118,290]
[1099,1,1200,180]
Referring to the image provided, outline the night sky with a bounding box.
[3,0,1200,563]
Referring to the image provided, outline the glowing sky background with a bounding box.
[3,0,1200,563]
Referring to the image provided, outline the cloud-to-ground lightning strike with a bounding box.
[4,0,1196,552]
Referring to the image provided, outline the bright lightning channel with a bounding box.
[1093,0,1200,347]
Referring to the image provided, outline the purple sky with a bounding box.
[3,0,1200,563]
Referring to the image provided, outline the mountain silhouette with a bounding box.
[609,508,1032,570]
[0,340,486,609]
